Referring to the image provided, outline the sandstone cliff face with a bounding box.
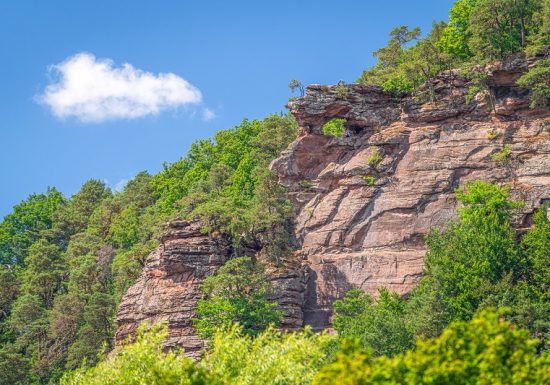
[115,220,231,358]
[116,57,549,350]
[272,58,550,328]
[115,221,307,355]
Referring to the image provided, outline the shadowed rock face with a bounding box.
[116,56,549,352]
[272,57,550,328]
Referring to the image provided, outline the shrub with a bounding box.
[491,144,512,162]
[193,257,282,339]
[322,118,346,137]
[517,59,550,108]
[201,325,333,385]
[362,176,375,186]
[314,309,550,385]
[335,81,348,99]
[333,288,414,357]
[486,129,498,140]
[367,146,382,165]
[59,324,212,385]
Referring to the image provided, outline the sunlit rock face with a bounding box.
[116,55,549,352]
[115,220,308,357]
[115,220,231,359]
[273,56,550,328]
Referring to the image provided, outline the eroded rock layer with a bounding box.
[115,221,307,355]
[116,57,549,351]
[115,220,231,358]
[272,58,550,328]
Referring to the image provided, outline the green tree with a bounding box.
[468,0,543,60]
[0,188,65,265]
[314,309,550,385]
[517,58,550,108]
[194,257,282,338]
[522,204,550,291]
[333,288,414,357]
[20,239,65,307]
[59,324,212,385]
[424,181,522,320]
[201,324,332,385]
[438,0,478,60]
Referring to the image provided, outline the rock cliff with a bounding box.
[116,56,549,350]
[273,56,550,328]
[115,220,231,358]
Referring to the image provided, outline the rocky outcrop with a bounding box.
[115,220,308,356]
[115,220,231,358]
[116,56,549,350]
[272,56,550,328]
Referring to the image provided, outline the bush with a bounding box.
[517,59,550,108]
[59,324,213,385]
[193,257,282,339]
[322,118,346,137]
[491,144,512,162]
[201,324,332,385]
[314,309,550,385]
[362,175,375,186]
[333,288,414,357]
[367,146,382,165]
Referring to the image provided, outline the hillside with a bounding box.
[1,0,549,384]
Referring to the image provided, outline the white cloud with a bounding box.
[37,52,202,122]
[114,179,128,193]
[201,107,216,121]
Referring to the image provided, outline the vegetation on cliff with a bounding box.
[59,181,550,385]
[358,0,550,104]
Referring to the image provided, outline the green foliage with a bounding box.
[491,144,512,162]
[522,205,550,292]
[0,113,297,384]
[367,146,382,165]
[438,0,477,60]
[201,324,332,385]
[468,0,544,60]
[194,257,282,339]
[0,188,65,265]
[487,129,498,140]
[314,309,550,385]
[288,79,304,97]
[361,175,375,186]
[60,324,212,385]
[425,181,522,320]
[333,288,414,357]
[334,82,348,99]
[322,118,346,137]
[357,23,451,97]
[357,0,548,99]
[518,58,550,108]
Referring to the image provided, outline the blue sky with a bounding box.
[0,0,454,217]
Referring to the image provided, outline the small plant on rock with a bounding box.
[367,146,383,165]
[362,175,375,186]
[322,118,347,137]
[486,130,498,140]
[335,81,348,99]
[491,144,512,162]
[289,79,305,97]
[299,179,313,189]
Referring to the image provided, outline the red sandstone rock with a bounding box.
[274,56,550,328]
[116,56,549,351]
